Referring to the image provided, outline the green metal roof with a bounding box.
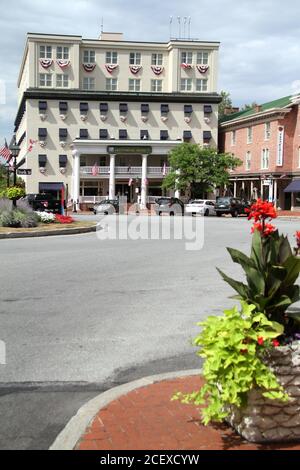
[220,95,292,124]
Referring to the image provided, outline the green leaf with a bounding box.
[217,268,249,299]
[227,248,256,270]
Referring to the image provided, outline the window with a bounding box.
[39,73,52,87]
[140,130,149,140]
[106,51,118,64]
[151,79,162,92]
[128,79,140,92]
[160,130,169,140]
[261,148,269,169]
[180,78,192,92]
[59,102,68,113]
[247,126,253,144]
[39,45,52,59]
[151,53,163,66]
[119,129,127,140]
[197,51,209,64]
[129,52,141,65]
[38,128,47,139]
[184,105,193,114]
[59,129,68,140]
[183,130,192,141]
[119,103,128,113]
[231,130,236,146]
[83,77,95,90]
[100,103,108,113]
[79,129,88,139]
[161,104,169,115]
[80,102,89,113]
[196,79,208,92]
[57,46,69,60]
[265,122,271,140]
[106,78,118,91]
[203,131,212,142]
[56,74,69,88]
[141,103,149,113]
[99,129,108,139]
[204,105,212,114]
[246,151,251,170]
[39,101,47,112]
[181,51,193,64]
[83,50,95,63]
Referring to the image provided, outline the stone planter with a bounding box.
[226,341,300,443]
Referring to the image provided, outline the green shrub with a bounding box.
[0,209,38,228]
[0,186,26,200]
[0,210,16,227]
[173,302,289,425]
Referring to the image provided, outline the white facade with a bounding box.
[14,32,221,209]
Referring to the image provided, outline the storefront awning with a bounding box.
[284,180,300,192]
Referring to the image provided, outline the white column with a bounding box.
[250,181,254,199]
[72,149,80,212]
[274,179,279,208]
[109,154,115,199]
[174,169,180,198]
[233,181,237,197]
[141,154,148,209]
[260,179,264,199]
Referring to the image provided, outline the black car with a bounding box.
[154,197,184,216]
[24,193,61,213]
[215,197,246,217]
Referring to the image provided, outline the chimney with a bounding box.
[254,104,262,113]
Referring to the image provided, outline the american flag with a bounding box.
[28,139,38,153]
[92,163,98,176]
[0,139,12,162]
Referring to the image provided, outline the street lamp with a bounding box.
[9,134,21,206]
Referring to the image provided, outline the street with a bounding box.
[0,216,299,449]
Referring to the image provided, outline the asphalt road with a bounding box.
[0,216,299,449]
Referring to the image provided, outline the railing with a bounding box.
[80,166,170,176]
[79,196,108,204]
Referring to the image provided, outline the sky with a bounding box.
[1,0,300,144]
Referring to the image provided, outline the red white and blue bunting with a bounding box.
[181,63,193,69]
[40,59,53,69]
[82,63,96,72]
[197,65,209,74]
[105,64,118,74]
[151,66,164,75]
[57,60,70,69]
[129,65,142,75]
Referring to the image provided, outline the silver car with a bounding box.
[185,199,216,216]
[154,197,184,216]
[94,199,119,215]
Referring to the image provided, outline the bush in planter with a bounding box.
[0,207,39,228]
[174,199,300,442]
[1,186,26,201]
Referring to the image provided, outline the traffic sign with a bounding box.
[17,169,32,176]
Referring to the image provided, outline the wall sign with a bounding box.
[277,126,285,166]
[107,146,152,155]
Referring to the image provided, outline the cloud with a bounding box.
[1,0,300,142]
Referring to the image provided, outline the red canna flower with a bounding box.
[247,199,277,222]
[257,337,264,346]
[272,339,280,347]
[294,231,300,249]
[251,222,276,237]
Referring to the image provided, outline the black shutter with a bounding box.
[59,155,68,168]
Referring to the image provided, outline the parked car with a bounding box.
[24,193,61,213]
[215,197,246,217]
[94,199,119,215]
[154,197,184,216]
[185,199,216,216]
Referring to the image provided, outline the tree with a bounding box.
[0,164,9,192]
[218,90,232,119]
[240,102,258,111]
[162,143,242,198]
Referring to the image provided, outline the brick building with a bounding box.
[219,94,300,210]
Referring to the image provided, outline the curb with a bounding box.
[49,369,201,451]
[0,225,97,239]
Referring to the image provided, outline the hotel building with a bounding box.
[14,31,221,210]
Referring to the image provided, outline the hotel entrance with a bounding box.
[115,183,132,203]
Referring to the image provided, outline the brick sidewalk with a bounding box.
[75,376,300,451]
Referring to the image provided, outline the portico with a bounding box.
[71,140,181,210]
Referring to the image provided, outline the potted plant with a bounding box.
[174,200,300,443]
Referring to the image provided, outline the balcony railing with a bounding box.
[80,166,170,177]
